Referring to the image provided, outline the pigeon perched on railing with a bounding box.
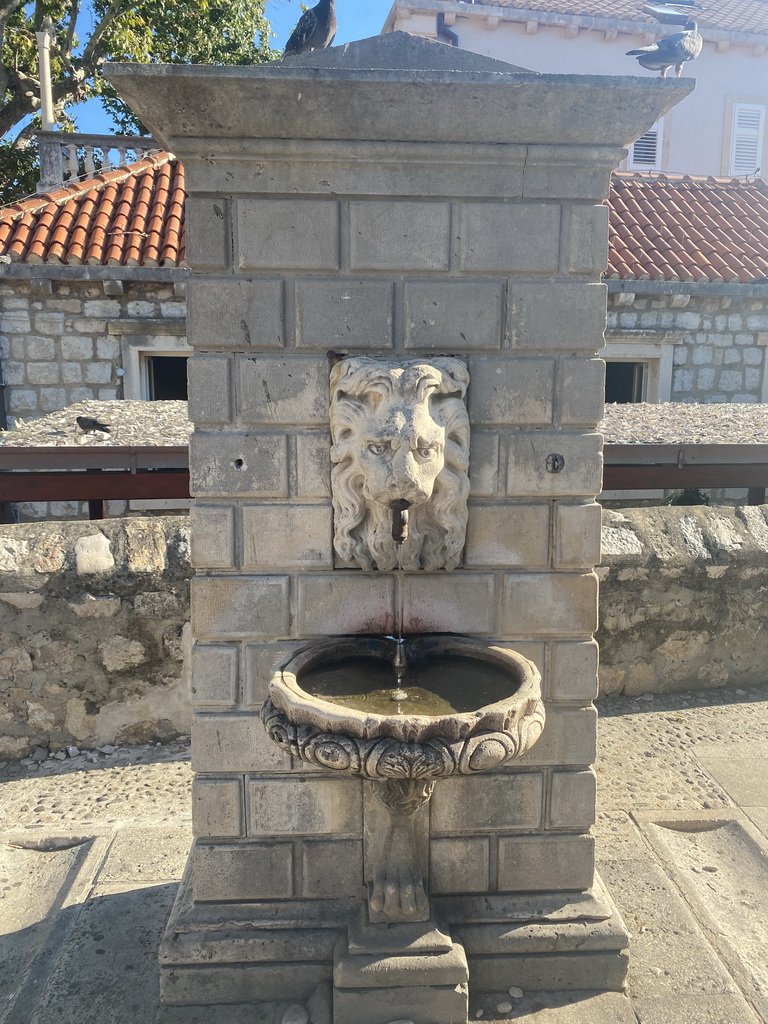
[283,0,337,57]
[626,20,702,77]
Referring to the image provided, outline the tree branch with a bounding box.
[79,0,133,70]
[0,0,23,100]
[64,0,79,56]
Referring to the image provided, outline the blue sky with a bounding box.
[73,0,395,134]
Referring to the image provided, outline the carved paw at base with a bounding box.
[369,857,430,921]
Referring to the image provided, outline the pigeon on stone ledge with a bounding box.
[283,0,336,57]
[76,416,111,435]
[626,21,702,77]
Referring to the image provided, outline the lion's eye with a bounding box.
[368,443,388,455]
[418,448,436,458]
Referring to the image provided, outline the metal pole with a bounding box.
[36,21,55,132]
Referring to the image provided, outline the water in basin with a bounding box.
[300,653,518,716]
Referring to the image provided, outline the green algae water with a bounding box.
[301,654,516,716]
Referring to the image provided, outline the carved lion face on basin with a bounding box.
[330,356,470,571]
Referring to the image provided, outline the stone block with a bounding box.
[193,778,245,838]
[33,311,65,334]
[562,204,609,275]
[193,841,293,901]
[191,576,290,639]
[61,362,82,383]
[549,640,599,702]
[243,642,303,706]
[349,200,451,270]
[186,278,284,350]
[301,839,363,897]
[468,432,499,497]
[192,713,291,772]
[333,982,468,1024]
[509,283,607,351]
[296,432,332,497]
[1,361,24,385]
[191,643,239,707]
[430,837,490,894]
[295,280,394,349]
[560,358,606,425]
[465,504,550,567]
[74,532,115,574]
[26,362,60,385]
[84,361,113,384]
[189,505,235,568]
[187,355,232,425]
[61,334,95,360]
[430,773,543,833]
[497,834,595,891]
[467,951,627,993]
[238,357,328,425]
[186,196,231,270]
[404,281,504,350]
[83,299,121,317]
[25,336,56,360]
[298,574,395,636]
[514,705,597,767]
[242,504,333,569]
[459,202,560,272]
[189,433,288,497]
[238,199,339,270]
[7,390,36,413]
[95,336,120,359]
[501,572,598,635]
[468,357,554,425]
[403,574,496,634]
[248,778,362,836]
[39,388,67,411]
[555,502,602,568]
[548,770,596,829]
[507,432,603,498]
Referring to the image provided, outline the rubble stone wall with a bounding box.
[2,505,767,759]
[0,516,191,760]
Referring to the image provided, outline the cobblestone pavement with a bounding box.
[1,684,767,1023]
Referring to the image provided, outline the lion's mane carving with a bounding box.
[330,356,470,571]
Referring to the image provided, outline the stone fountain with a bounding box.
[107,34,691,1024]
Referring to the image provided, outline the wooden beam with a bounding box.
[603,464,768,489]
[0,471,191,502]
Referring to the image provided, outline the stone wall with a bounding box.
[2,506,766,760]
[0,516,191,760]
[598,503,768,695]
[607,288,768,403]
[0,276,186,424]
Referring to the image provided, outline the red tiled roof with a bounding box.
[3,152,768,284]
[608,171,768,283]
[0,153,185,267]
[436,0,768,36]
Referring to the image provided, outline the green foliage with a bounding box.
[0,0,278,197]
[666,488,710,506]
[0,139,38,204]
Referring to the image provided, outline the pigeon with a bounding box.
[76,415,111,434]
[283,0,336,57]
[626,21,702,77]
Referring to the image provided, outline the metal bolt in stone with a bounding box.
[546,453,566,473]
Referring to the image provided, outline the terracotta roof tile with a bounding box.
[0,154,186,267]
[434,0,768,35]
[3,151,768,284]
[607,171,768,282]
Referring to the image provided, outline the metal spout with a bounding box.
[391,499,410,544]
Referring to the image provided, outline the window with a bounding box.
[605,360,646,403]
[729,103,765,176]
[628,119,664,172]
[144,355,188,400]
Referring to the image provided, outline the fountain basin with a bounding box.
[261,635,545,779]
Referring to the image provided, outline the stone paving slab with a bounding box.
[1,684,768,1023]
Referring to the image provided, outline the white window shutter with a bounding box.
[730,103,765,176]
[629,119,663,171]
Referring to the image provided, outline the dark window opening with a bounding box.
[605,361,645,403]
[146,356,188,400]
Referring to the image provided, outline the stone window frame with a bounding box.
[601,329,683,502]
[107,318,190,400]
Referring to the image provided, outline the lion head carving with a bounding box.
[329,356,470,571]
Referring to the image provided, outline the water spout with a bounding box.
[390,499,410,544]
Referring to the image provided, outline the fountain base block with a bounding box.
[158,854,629,1013]
[334,914,469,1024]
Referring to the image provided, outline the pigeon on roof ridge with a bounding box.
[283,0,337,57]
